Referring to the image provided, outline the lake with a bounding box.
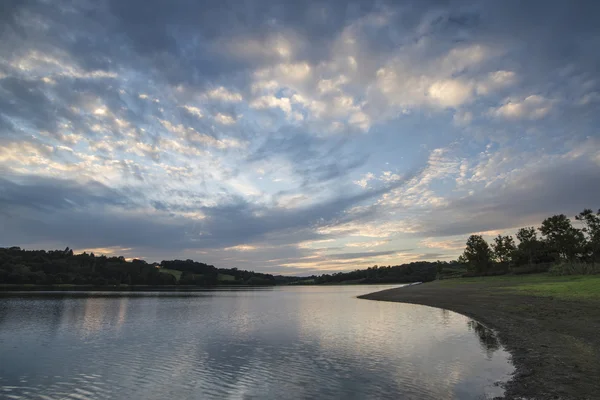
[0,285,513,399]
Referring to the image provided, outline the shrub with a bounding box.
[511,263,552,275]
[549,262,600,276]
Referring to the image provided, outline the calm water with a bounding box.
[0,286,513,399]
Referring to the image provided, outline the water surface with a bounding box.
[0,285,513,399]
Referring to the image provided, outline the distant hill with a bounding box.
[0,247,275,287]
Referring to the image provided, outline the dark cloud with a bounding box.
[0,77,59,134]
[0,182,187,251]
[107,0,384,56]
[193,180,403,249]
[0,175,131,212]
[0,171,410,256]
[0,0,30,28]
[416,155,600,237]
[249,128,369,186]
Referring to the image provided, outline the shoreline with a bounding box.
[0,282,410,291]
[358,279,600,400]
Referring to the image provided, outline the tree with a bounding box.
[461,235,493,274]
[491,235,516,265]
[539,214,586,261]
[514,227,544,265]
[575,208,600,261]
[516,227,537,244]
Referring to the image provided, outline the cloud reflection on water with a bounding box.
[0,287,513,399]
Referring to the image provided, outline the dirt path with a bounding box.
[359,280,600,400]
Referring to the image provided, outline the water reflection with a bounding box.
[116,297,128,330]
[0,287,513,400]
[467,320,501,358]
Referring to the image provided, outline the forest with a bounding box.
[280,261,451,285]
[0,249,276,286]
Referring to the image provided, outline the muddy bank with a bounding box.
[359,280,600,399]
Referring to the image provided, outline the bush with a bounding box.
[549,262,600,276]
[511,263,552,275]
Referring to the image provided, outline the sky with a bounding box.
[1,0,599,275]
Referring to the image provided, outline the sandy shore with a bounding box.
[359,280,600,399]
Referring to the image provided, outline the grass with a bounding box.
[504,275,600,300]
[436,273,600,301]
[158,268,183,281]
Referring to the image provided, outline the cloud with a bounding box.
[346,240,389,248]
[490,95,555,120]
[324,250,402,260]
[419,237,466,251]
[214,113,237,125]
[205,86,243,102]
[428,80,474,108]
[0,0,599,272]
[411,149,600,237]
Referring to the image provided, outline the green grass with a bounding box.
[159,268,183,281]
[217,273,235,282]
[504,275,600,300]
[438,273,559,285]
[437,273,600,300]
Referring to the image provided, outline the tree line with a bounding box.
[459,208,600,275]
[282,261,454,285]
[0,248,275,286]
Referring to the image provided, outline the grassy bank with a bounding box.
[359,273,600,399]
[439,273,600,300]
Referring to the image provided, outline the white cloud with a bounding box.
[182,105,203,118]
[214,113,237,125]
[440,45,489,73]
[348,111,371,131]
[353,172,375,188]
[419,237,465,251]
[205,86,243,102]
[251,80,280,94]
[373,44,493,111]
[317,75,348,94]
[224,245,258,251]
[428,79,473,108]
[250,95,292,114]
[490,95,555,120]
[377,148,460,208]
[346,240,389,248]
[159,119,242,148]
[476,70,517,95]
[10,50,117,80]
[317,220,412,238]
[255,62,312,83]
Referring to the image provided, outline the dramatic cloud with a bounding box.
[1,0,599,274]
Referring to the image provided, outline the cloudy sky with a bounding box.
[1,0,599,274]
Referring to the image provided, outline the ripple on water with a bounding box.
[0,287,513,399]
